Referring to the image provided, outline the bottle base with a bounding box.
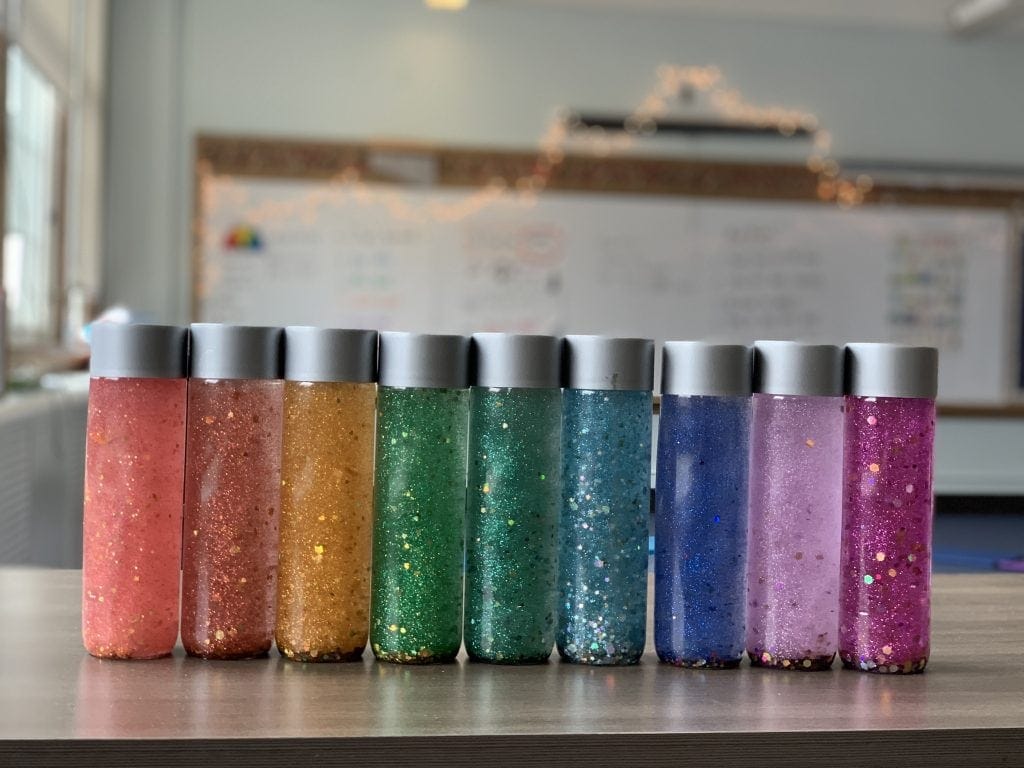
[372,645,458,664]
[658,653,742,670]
[467,651,551,665]
[841,653,928,674]
[558,649,642,666]
[279,646,365,663]
[748,650,835,671]
[185,645,272,661]
[84,646,173,661]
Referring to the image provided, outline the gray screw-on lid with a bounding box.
[378,332,469,389]
[563,335,654,391]
[283,326,378,383]
[662,341,751,397]
[189,324,282,380]
[753,340,843,397]
[89,323,188,379]
[845,343,938,399]
[470,333,561,389]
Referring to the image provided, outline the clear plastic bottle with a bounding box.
[558,335,653,666]
[464,333,562,664]
[82,323,188,659]
[181,324,284,659]
[276,327,378,662]
[370,333,470,664]
[745,341,844,670]
[840,343,937,674]
[655,342,751,668]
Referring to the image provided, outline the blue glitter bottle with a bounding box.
[558,336,654,666]
[654,342,752,668]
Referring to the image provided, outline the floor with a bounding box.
[933,504,1024,572]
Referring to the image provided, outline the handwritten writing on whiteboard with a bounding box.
[714,223,828,340]
[456,220,566,333]
[886,232,967,350]
[197,177,1014,403]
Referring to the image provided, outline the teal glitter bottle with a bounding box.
[464,333,563,663]
[558,336,654,665]
[370,333,470,664]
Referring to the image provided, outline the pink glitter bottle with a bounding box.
[181,324,284,659]
[746,341,844,671]
[82,323,188,659]
[840,344,937,674]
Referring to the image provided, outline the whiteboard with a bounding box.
[196,177,1017,404]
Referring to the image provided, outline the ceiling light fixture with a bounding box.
[947,0,1024,35]
[425,0,469,10]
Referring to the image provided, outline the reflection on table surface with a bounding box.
[0,569,1019,740]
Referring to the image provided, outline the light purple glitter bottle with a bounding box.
[746,341,844,671]
[840,343,937,674]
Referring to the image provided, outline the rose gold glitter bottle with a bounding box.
[181,324,284,659]
[82,323,188,659]
[275,327,378,661]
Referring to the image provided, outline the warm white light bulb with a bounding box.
[425,0,468,10]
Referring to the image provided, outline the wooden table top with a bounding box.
[2,568,1022,767]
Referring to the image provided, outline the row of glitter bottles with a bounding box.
[82,325,936,674]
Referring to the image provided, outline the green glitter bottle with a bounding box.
[464,333,563,664]
[370,333,470,664]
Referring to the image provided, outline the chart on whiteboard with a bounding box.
[197,177,1015,403]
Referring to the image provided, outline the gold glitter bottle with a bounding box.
[276,327,378,662]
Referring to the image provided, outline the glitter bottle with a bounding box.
[370,333,470,664]
[275,327,378,662]
[465,333,562,664]
[557,335,653,666]
[181,324,284,660]
[746,341,844,671]
[82,323,188,659]
[655,342,752,669]
[840,343,938,674]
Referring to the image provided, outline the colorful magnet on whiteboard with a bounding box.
[224,224,263,250]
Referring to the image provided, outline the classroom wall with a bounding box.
[103,0,1024,495]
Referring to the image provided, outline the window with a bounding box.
[4,45,62,348]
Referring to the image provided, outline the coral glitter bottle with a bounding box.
[840,343,937,674]
[181,324,284,659]
[82,323,188,659]
[745,341,844,671]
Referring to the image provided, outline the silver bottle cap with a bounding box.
[563,335,654,391]
[845,343,938,399]
[89,323,188,379]
[189,324,283,380]
[753,340,843,397]
[378,332,469,389]
[662,342,751,397]
[470,333,561,389]
[283,326,378,383]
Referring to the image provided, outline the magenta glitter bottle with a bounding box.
[746,341,844,671]
[840,343,937,674]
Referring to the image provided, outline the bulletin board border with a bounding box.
[193,133,1024,416]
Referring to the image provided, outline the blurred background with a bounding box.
[1,0,1022,569]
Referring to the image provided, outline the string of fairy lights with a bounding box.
[199,65,873,232]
